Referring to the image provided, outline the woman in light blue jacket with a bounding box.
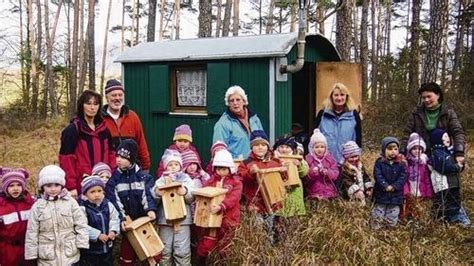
[314,83,362,165]
[213,86,264,159]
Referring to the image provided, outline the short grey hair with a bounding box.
[225,85,249,106]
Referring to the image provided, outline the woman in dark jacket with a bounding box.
[59,90,116,199]
[400,82,466,162]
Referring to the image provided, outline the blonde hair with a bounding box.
[322,83,356,111]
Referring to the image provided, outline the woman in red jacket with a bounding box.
[0,168,34,265]
[59,90,116,199]
[196,149,243,261]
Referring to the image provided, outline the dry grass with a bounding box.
[1,118,473,264]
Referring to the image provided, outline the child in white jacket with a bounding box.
[152,149,200,266]
[25,165,89,265]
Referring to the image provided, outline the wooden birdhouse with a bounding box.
[278,154,303,187]
[124,216,164,265]
[257,167,287,214]
[192,186,228,228]
[158,176,187,222]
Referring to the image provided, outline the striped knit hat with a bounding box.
[1,168,29,193]
[182,150,202,170]
[341,141,361,159]
[407,132,426,152]
[173,124,193,142]
[81,175,105,195]
[105,79,124,94]
[92,162,112,178]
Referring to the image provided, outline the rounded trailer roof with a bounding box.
[115,32,340,63]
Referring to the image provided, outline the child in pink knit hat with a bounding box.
[400,133,433,220]
[155,124,203,177]
[0,168,34,266]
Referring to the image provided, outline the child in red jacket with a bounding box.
[196,149,242,261]
[238,130,287,244]
[0,168,34,265]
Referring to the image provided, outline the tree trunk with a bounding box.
[173,0,180,39]
[215,0,222,37]
[290,0,296,32]
[232,0,240,35]
[29,0,40,115]
[408,0,421,94]
[121,0,125,50]
[440,4,449,89]
[78,0,87,94]
[19,0,29,107]
[451,0,468,91]
[198,0,212,37]
[422,0,448,84]
[136,0,140,44]
[385,0,391,55]
[44,0,62,118]
[64,1,71,115]
[336,0,353,61]
[69,0,80,116]
[360,0,369,100]
[88,0,96,91]
[148,0,157,41]
[100,0,113,96]
[222,0,232,36]
[265,0,275,34]
[370,0,378,100]
[352,0,359,61]
[159,0,166,40]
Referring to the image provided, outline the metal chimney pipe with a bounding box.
[280,0,308,74]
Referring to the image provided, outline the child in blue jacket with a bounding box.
[429,128,470,227]
[80,175,120,266]
[105,139,158,265]
[371,137,406,229]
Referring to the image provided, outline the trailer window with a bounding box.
[172,66,207,113]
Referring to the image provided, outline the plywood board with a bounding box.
[315,62,362,114]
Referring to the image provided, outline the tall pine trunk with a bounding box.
[360,0,369,100]
[100,0,113,96]
[198,0,212,37]
[222,0,232,36]
[232,0,240,35]
[87,0,96,91]
[336,0,353,61]
[159,0,166,40]
[215,0,222,37]
[265,0,275,34]
[451,0,468,90]
[148,0,157,42]
[69,0,80,116]
[422,0,448,84]
[408,0,421,94]
[370,0,378,100]
[121,0,125,50]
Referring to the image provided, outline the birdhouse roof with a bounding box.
[192,186,228,198]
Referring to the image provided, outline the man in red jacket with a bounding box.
[101,79,151,172]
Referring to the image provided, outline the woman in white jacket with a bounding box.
[25,165,89,265]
